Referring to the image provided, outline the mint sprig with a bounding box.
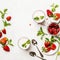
[34,16,39,21]
[0,9,8,19]
[51,3,59,12]
[34,16,44,21]
[37,27,47,40]
[22,40,30,48]
[2,20,11,27]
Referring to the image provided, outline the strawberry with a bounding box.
[42,47,51,53]
[2,28,6,34]
[3,45,10,52]
[44,41,50,48]
[0,37,7,45]
[51,43,56,50]
[46,47,51,52]
[53,13,60,20]
[0,32,2,38]
[47,9,53,17]
[6,16,11,21]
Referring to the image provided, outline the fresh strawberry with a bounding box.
[44,41,50,48]
[46,47,51,52]
[0,37,7,45]
[6,16,11,21]
[3,45,10,52]
[54,13,60,20]
[51,43,56,50]
[2,28,6,34]
[47,9,53,17]
[42,47,51,53]
[0,32,2,38]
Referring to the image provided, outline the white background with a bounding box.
[0,0,60,60]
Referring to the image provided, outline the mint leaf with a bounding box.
[26,40,30,44]
[2,21,11,27]
[34,16,39,21]
[8,39,14,46]
[40,16,44,19]
[0,11,3,14]
[4,9,8,13]
[45,38,49,41]
[55,5,59,8]
[51,7,56,12]
[22,43,26,48]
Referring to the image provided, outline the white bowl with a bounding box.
[32,10,46,23]
[18,37,31,50]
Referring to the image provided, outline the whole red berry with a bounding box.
[3,45,10,52]
[47,9,53,17]
[6,16,11,21]
[0,32,2,38]
[2,28,6,34]
[44,41,50,48]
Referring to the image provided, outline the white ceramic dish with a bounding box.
[18,37,31,50]
[32,10,46,23]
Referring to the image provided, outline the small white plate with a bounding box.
[18,37,31,50]
[32,10,46,23]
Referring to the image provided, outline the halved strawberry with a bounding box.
[0,32,2,38]
[51,43,56,50]
[53,13,60,20]
[2,28,6,34]
[47,9,53,17]
[3,45,10,52]
[0,37,8,45]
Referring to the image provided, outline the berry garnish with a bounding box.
[47,9,53,17]
[3,45,10,52]
[2,28,6,34]
[0,37,7,45]
[6,16,11,21]
[0,32,2,38]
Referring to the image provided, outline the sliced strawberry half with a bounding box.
[53,13,60,20]
[0,37,8,45]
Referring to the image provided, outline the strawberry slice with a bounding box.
[47,9,53,17]
[3,45,10,52]
[2,28,6,34]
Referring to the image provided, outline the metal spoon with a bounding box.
[29,51,46,60]
[32,39,44,57]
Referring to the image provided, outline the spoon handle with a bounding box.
[36,45,44,57]
[36,55,46,60]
